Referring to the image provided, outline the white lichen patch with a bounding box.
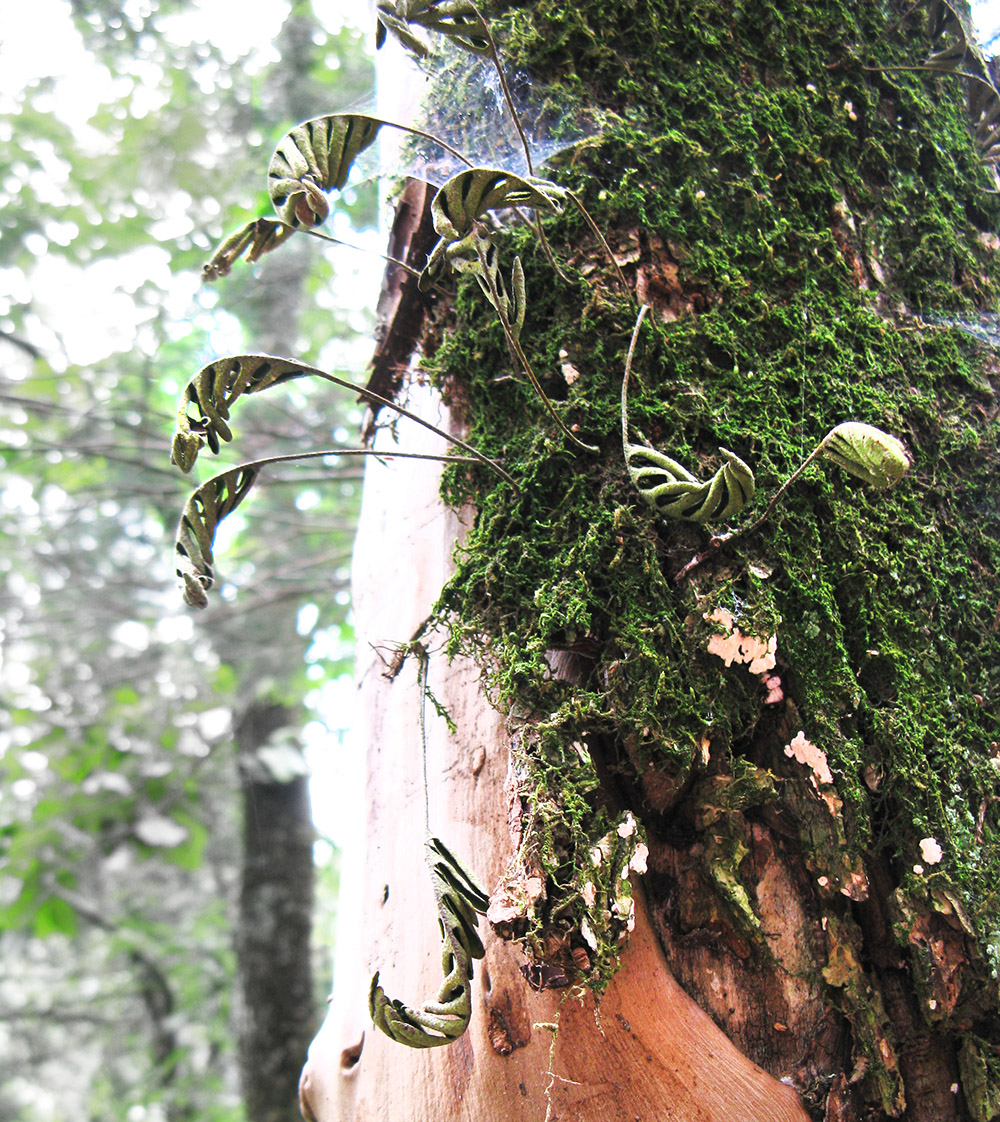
[630,843,649,874]
[919,837,943,865]
[704,608,778,678]
[784,730,834,785]
[784,730,841,817]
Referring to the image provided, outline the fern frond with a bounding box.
[370,836,489,1048]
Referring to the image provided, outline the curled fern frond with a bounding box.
[879,1,1000,179]
[923,0,973,72]
[268,114,383,228]
[622,305,755,524]
[203,114,474,280]
[370,836,489,1048]
[171,355,309,471]
[173,450,502,608]
[818,421,910,489]
[419,169,566,290]
[969,65,1000,165]
[376,0,490,57]
[202,218,298,281]
[171,353,518,487]
[175,465,260,608]
[624,442,756,523]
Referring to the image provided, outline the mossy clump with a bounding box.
[420,0,1000,1094]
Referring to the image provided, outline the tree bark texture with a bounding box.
[299,396,808,1121]
[303,1,1000,1119]
[236,702,316,1122]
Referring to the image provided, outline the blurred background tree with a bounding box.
[0,2,378,1119]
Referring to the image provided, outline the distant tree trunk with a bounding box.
[301,2,1000,1120]
[235,700,316,1122]
[225,9,330,1118]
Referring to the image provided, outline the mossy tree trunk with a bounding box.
[301,2,1000,1119]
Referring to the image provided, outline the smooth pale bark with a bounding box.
[298,390,809,1122]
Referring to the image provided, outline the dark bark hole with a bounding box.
[381,883,389,905]
[340,1034,364,1072]
[482,965,492,993]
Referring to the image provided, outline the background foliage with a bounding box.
[0,2,377,1118]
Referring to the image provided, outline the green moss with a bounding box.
[422,0,1000,1094]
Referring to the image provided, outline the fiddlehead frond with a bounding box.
[202,113,475,280]
[437,226,526,340]
[369,836,489,1048]
[725,422,910,548]
[171,353,518,487]
[622,305,755,524]
[202,218,298,281]
[817,421,910,489]
[268,114,383,228]
[174,465,260,609]
[376,0,491,57]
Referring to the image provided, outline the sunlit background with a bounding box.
[1,2,385,1117]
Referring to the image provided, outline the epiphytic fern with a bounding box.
[174,464,259,609]
[202,218,298,281]
[673,419,912,581]
[376,0,491,58]
[373,0,631,295]
[369,835,489,1048]
[369,649,489,1049]
[719,422,910,554]
[622,305,756,524]
[417,167,567,289]
[203,112,472,279]
[170,353,516,487]
[169,352,517,609]
[417,168,602,453]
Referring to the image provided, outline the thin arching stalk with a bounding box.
[477,244,599,455]
[622,303,650,448]
[569,190,631,301]
[307,367,520,488]
[470,2,534,175]
[300,225,423,277]
[416,643,431,834]
[386,119,476,170]
[219,448,491,470]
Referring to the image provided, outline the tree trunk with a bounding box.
[299,399,809,1121]
[235,701,316,1122]
[302,1,1000,1119]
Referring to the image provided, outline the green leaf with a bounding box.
[34,896,78,938]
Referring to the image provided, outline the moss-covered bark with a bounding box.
[413,0,1000,1117]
